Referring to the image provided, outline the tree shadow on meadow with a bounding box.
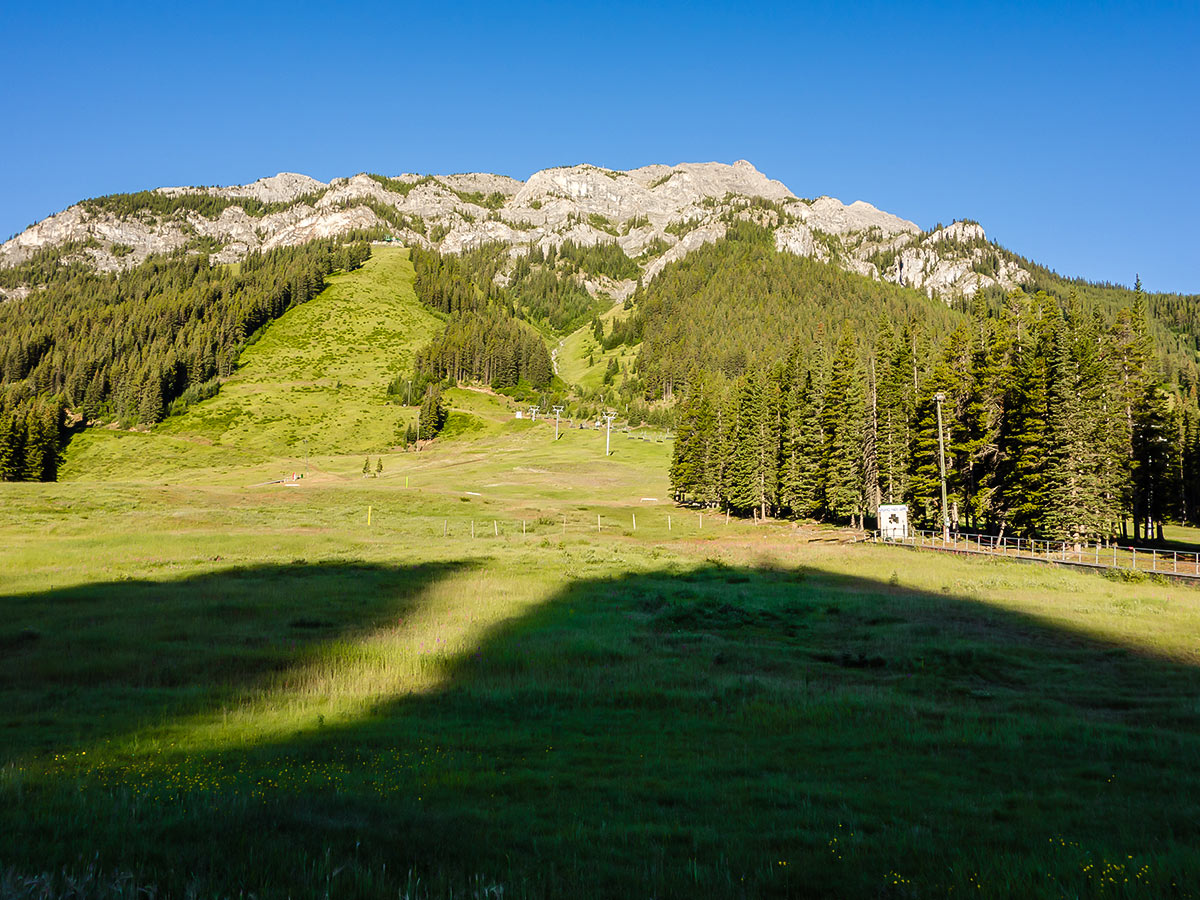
[3,558,1200,898]
[0,559,474,757]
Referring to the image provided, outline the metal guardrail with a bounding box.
[874,528,1200,579]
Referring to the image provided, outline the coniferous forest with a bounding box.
[658,227,1199,541]
[407,246,555,391]
[0,236,374,480]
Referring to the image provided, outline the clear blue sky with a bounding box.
[3,1,1197,292]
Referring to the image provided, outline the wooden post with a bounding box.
[523,519,526,535]
[597,514,601,533]
[668,515,672,531]
[368,505,372,526]
[494,520,498,536]
[632,513,636,531]
[443,519,447,537]
[699,514,703,530]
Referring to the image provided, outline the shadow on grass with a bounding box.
[0,560,472,756]
[2,559,1199,899]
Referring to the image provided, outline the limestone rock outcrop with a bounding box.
[0,161,1028,302]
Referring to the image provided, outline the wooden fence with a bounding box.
[873,528,1200,579]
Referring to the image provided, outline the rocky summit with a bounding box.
[0,160,1027,301]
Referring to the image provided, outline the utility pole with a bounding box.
[603,412,616,456]
[552,405,564,440]
[935,391,950,543]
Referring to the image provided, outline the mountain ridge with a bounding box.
[0,160,1030,302]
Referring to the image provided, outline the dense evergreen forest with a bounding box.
[658,227,1200,540]
[0,236,374,480]
[406,244,599,393]
[624,222,963,399]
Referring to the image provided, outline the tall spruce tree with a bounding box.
[1109,296,1154,538]
[821,329,865,524]
[993,294,1055,536]
[721,369,778,517]
[876,323,916,504]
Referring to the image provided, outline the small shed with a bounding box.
[878,504,908,540]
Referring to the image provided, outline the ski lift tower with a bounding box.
[552,406,564,440]
[528,405,540,422]
[603,412,617,456]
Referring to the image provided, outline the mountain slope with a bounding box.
[0,161,1032,302]
[61,246,442,480]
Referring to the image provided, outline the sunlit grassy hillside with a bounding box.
[61,246,444,481]
[555,299,639,390]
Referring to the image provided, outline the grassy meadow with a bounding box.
[555,300,639,391]
[2,247,1199,898]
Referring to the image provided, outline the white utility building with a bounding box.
[878,504,909,540]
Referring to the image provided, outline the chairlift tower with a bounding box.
[552,405,564,440]
[528,405,540,422]
[603,412,617,456]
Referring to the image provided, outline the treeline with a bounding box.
[0,237,372,480]
[411,245,508,316]
[79,188,328,221]
[408,246,584,394]
[412,242,616,336]
[0,398,63,482]
[981,256,1200,385]
[672,289,1194,542]
[524,240,640,281]
[413,309,553,389]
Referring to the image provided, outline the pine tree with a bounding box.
[1109,295,1154,538]
[670,376,701,501]
[1132,385,1176,542]
[1042,301,1112,543]
[778,365,823,518]
[0,411,17,481]
[875,323,916,504]
[670,372,719,505]
[907,356,957,530]
[418,385,448,440]
[994,296,1053,536]
[138,374,164,425]
[722,370,777,517]
[821,329,865,524]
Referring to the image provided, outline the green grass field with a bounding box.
[2,248,1199,899]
